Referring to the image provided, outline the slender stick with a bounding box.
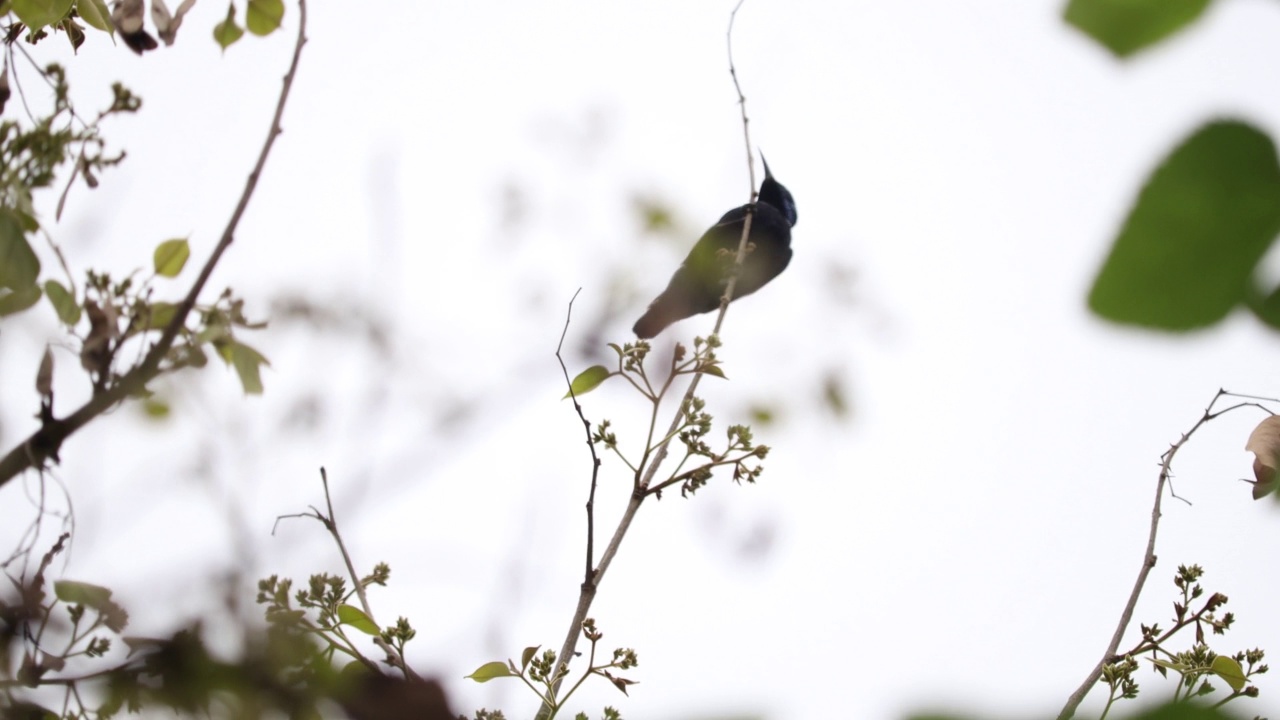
[0,1,309,488]
[1055,390,1267,719]
[537,4,765,717]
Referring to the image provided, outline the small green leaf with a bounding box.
[520,645,540,671]
[1088,121,1280,330]
[563,365,611,399]
[1210,655,1247,692]
[700,364,726,379]
[216,339,270,394]
[0,284,41,316]
[1148,657,1189,672]
[75,0,112,34]
[1064,0,1213,58]
[54,579,113,606]
[44,279,80,325]
[153,238,190,277]
[0,209,40,291]
[245,0,283,35]
[465,661,515,683]
[213,2,243,49]
[336,604,379,636]
[11,0,74,30]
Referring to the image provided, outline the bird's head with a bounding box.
[758,154,797,227]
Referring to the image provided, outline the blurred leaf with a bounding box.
[822,370,849,418]
[633,195,675,234]
[563,364,611,399]
[1210,654,1246,691]
[44,279,80,325]
[216,339,270,394]
[1064,0,1212,58]
[0,284,42,316]
[748,405,775,426]
[1088,121,1280,330]
[153,238,190,277]
[465,661,514,683]
[245,0,282,35]
[701,364,726,379]
[36,346,53,396]
[1245,414,1280,499]
[141,300,177,331]
[11,0,73,30]
[142,397,170,419]
[336,604,379,636]
[0,208,39,290]
[54,579,113,606]
[75,0,113,33]
[212,2,243,49]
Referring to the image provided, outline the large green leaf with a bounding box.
[0,208,39,290]
[1088,121,1280,330]
[11,0,74,31]
[245,0,283,36]
[1064,0,1213,58]
[75,0,113,34]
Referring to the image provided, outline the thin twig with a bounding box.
[0,0,309,488]
[275,468,423,681]
[1055,389,1270,719]
[538,4,763,716]
[555,289,603,583]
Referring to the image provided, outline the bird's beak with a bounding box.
[760,151,773,180]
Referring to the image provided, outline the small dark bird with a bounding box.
[633,157,797,339]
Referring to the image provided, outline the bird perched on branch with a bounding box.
[632,156,797,339]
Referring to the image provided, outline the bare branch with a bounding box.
[1055,389,1271,719]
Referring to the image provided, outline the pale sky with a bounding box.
[3,1,1280,719]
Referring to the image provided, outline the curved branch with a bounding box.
[1055,389,1268,719]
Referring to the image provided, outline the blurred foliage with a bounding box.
[1064,0,1212,58]
[1069,1,1280,334]
[1087,121,1280,330]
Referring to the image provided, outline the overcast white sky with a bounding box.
[3,1,1280,718]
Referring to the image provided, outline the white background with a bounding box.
[2,1,1280,718]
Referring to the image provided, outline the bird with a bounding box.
[632,156,797,339]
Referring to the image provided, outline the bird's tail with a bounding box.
[632,297,680,339]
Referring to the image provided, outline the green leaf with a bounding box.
[215,339,270,394]
[213,2,243,49]
[152,238,190,277]
[44,279,80,325]
[0,208,40,291]
[1149,657,1189,672]
[0,284,41,316]
[1088,121,1280,330]
[1064,0,1213,58]
[11,0,73,30]
[700,364,726,379]
[245,0,283,35]
[563,365,611,399]
[520,645,539,671]
[1210,654,1247,692]
[336,604,379,636]
[465,661,514,682]
[141,301,177,331]
[75,0,112,34]
[54,579,113,606]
